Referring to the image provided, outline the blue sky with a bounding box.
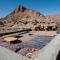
[0,0,60,18]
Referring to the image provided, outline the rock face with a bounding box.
[46,15,60,31]
[0,5,57,31]
[15,5,26,12]
[47,15,60,27]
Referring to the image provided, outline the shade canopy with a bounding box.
[4,37,17,42]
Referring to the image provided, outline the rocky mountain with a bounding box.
[0,5,46,29]
[0,5,58,31]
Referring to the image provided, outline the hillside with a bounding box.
[47,15,60,31]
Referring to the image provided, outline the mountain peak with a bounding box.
[15,5,26,12]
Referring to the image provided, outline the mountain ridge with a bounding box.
[0,5,59,31]
[0,5,45,28]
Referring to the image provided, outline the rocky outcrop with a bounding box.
[46,15,60,31]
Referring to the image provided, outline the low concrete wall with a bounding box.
[0,46,30,60]
[32,34,60,60]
